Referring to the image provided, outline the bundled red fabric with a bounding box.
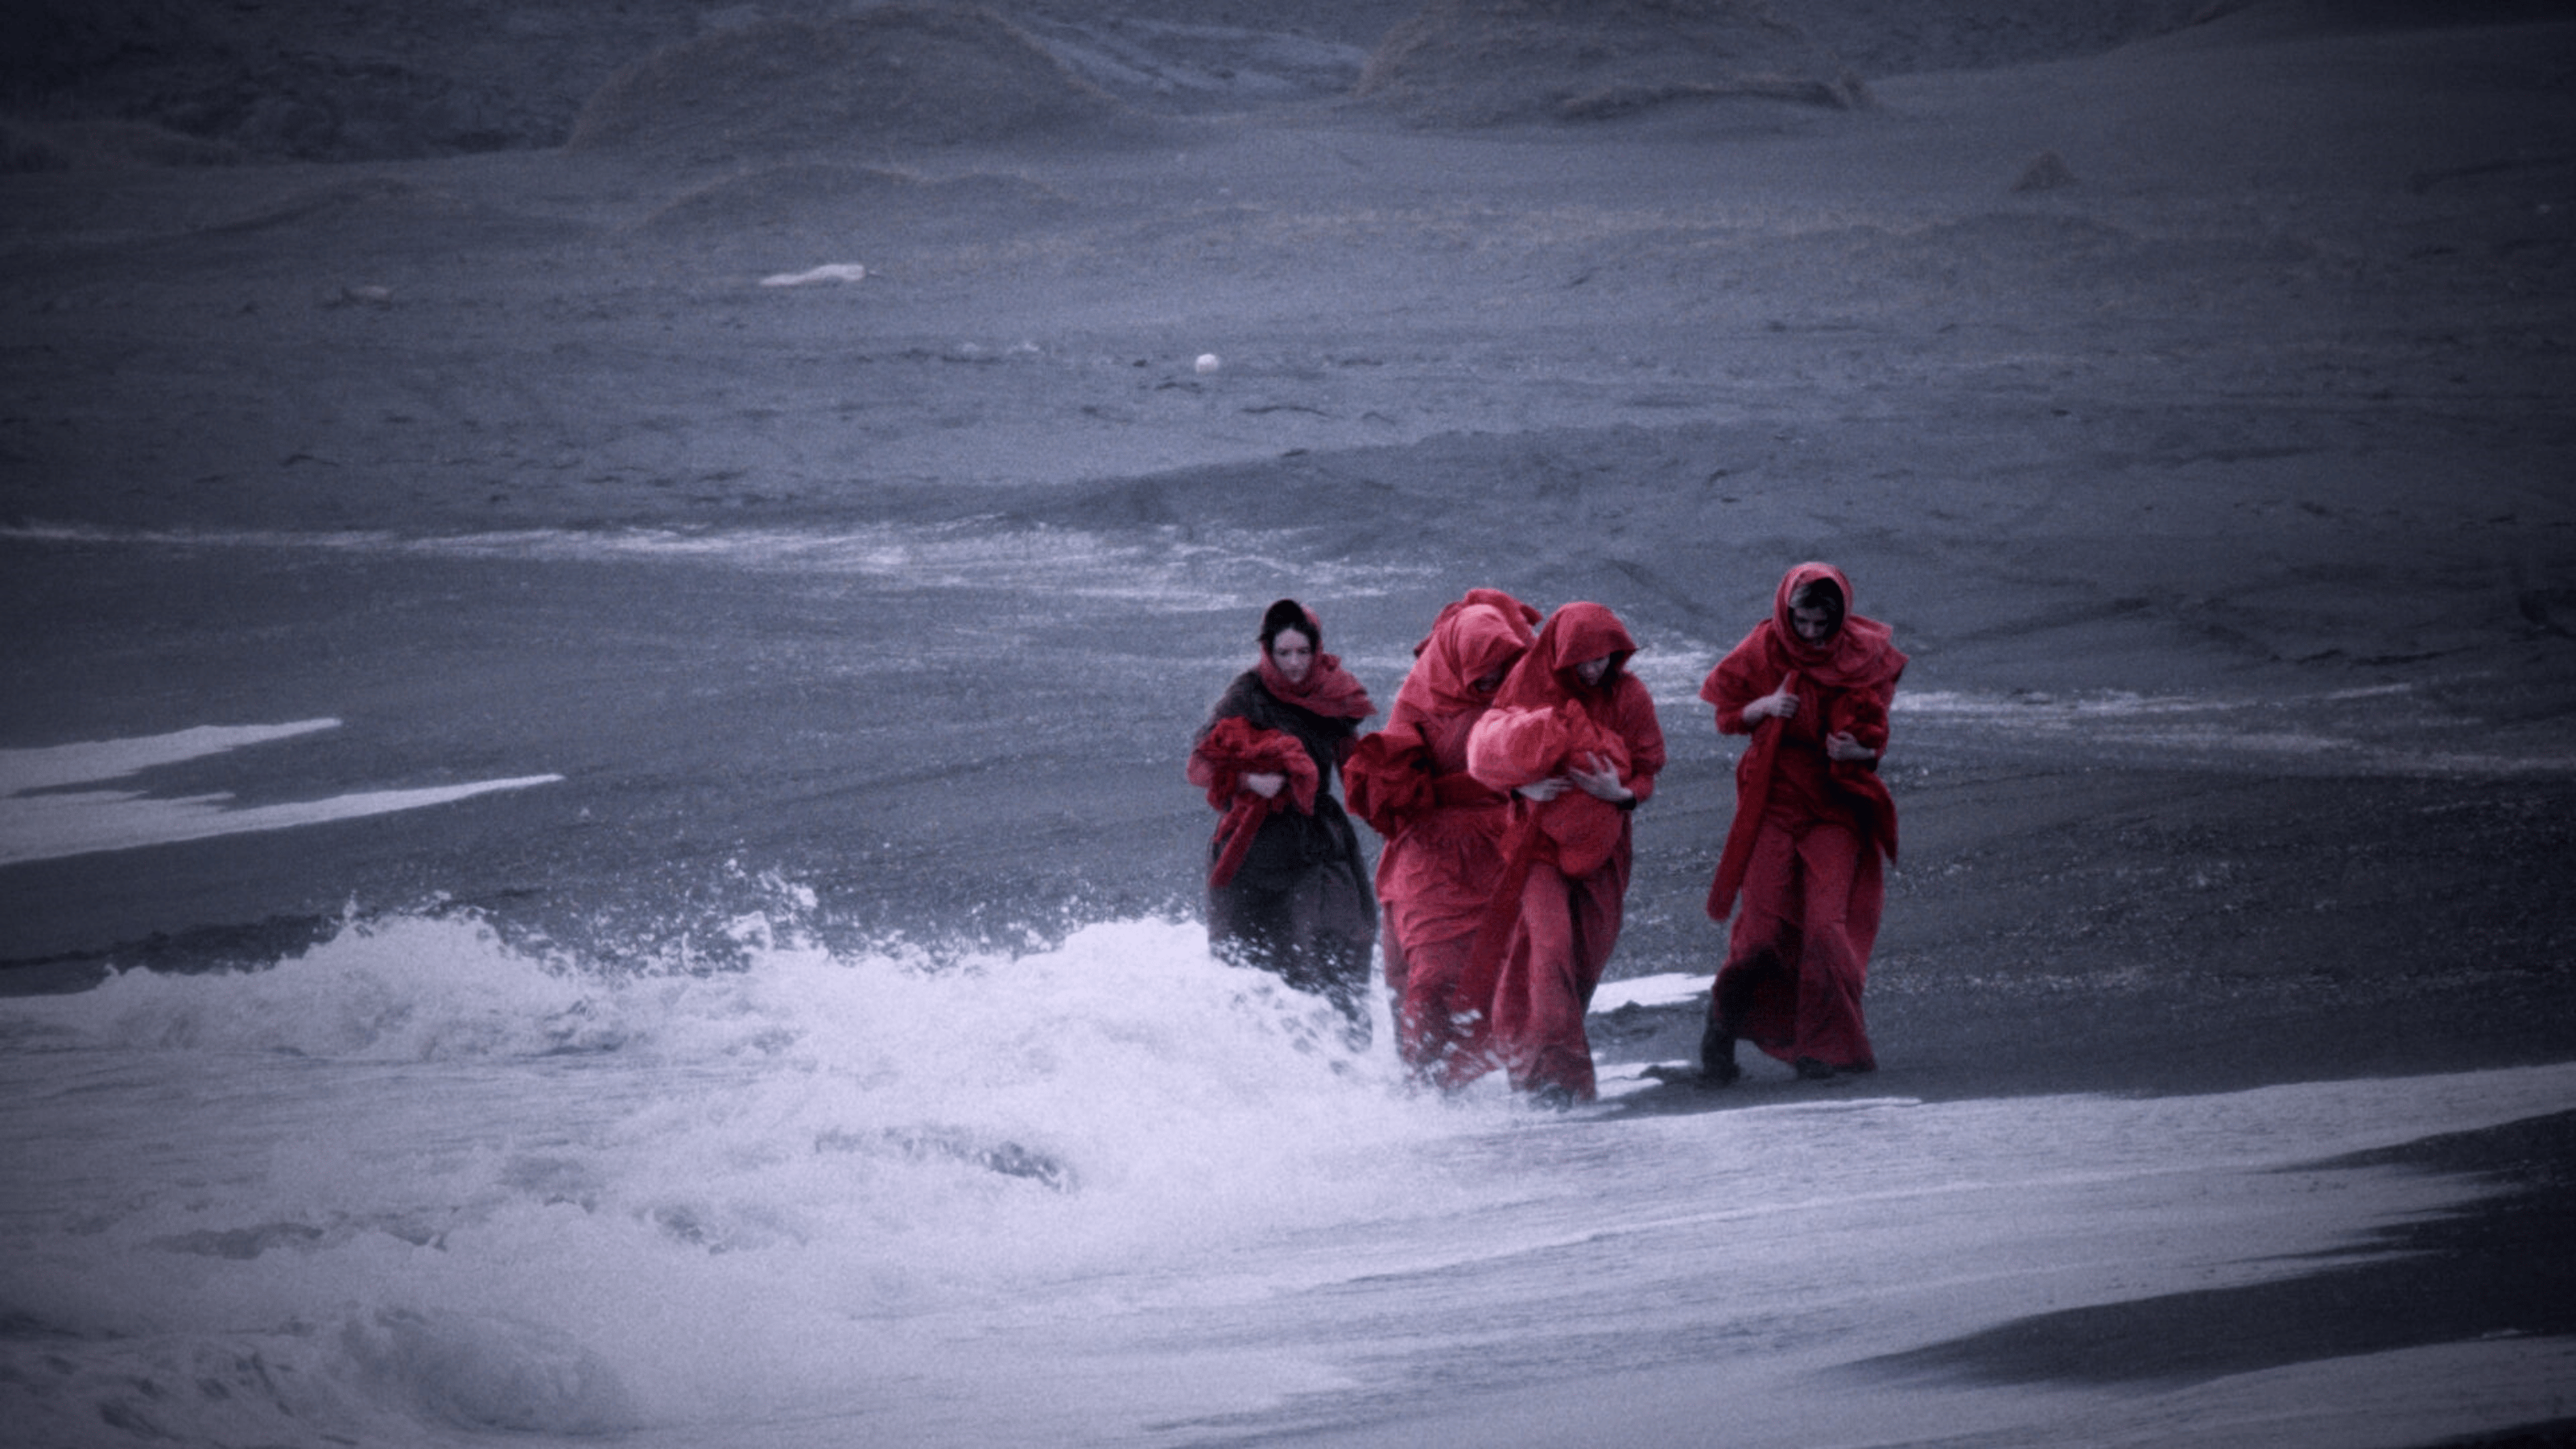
[1189,715,1319,889]
[1343,724,1436,839]
[1702,561,1906,922]
[1465,700,1632,877]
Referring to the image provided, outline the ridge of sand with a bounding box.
[1354,0,1871,125]
[565,6,1130,161]
[638,162,1071,241]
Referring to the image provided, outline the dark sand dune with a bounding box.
[1356,0,1869,123]
[567,6,1132,159]
[641,163,1071,242]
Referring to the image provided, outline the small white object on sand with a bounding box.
[758,263,868,287]
[1195,353,1221,374]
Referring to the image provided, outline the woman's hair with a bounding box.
[1789,576,1845,630]
[1259,598,1317,651]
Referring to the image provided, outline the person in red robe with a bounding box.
[1698,562,1906,1083]
[1344,588,1541,1085]
[1459,601,1666,1104]
[1187,598,1379,1043]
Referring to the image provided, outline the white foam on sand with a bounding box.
[1899,687,2576,774]
[757,262,866,287]
[0,521,1431,613]
[0,718,341,794]
[0,721,559,865]
[2,910,2568,1448]
[1589,971,1707,1013]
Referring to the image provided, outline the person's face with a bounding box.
[1573,654,1614,687]
[1471,665,1509,697]
[1790,604,1837,644]
[1269,628,1315,684]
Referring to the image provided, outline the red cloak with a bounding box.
[1457,601,1666,1100]
[1346,589,1540,1082]
[1700,562,1905,1071]
[1702,561,1905,921]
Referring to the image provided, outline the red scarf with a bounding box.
[1702,563,1906,919]
[1257,648,1375,722]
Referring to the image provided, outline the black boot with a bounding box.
[1699,1018,1740,1087]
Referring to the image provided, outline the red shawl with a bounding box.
[1189,716,1321,888]
[1702,562,1907,920]
[1255,604,1376,724]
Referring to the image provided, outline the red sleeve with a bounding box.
[1702,648,1768,737]
[1612,675,1666,803]
[1186,741,1226,793]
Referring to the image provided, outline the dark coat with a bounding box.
[1195,669,1367,890]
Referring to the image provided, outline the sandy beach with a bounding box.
[3,2,2574,1444]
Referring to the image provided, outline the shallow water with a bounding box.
[2,910,2570,1447]
[3,518,2573,1445]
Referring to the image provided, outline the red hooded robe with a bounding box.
[1459,601,1666,1100]
[1345,588,1540,1081]
[1700,562,1905,1071]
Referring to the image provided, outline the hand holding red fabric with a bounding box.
[1189,716,1321,888]
[1467,700,1633,877]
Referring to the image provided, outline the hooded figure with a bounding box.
[1457,601,1666,1103]
[1188,598,1379,1043]
[1699,563,1906,1082]
[1344,588,1541,1083]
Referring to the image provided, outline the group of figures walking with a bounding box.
[1187,564,1905,1104]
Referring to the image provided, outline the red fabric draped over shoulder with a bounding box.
[1256,601,1376,725]
[1701,562,1906,920]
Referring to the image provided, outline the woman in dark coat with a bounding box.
[1699,563,1906,1083]
[1187,598,1380,1043]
